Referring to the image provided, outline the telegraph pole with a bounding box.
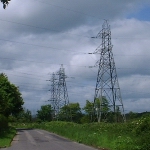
[93,20,125,122]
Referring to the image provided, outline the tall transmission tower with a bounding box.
[49,72,58,118]
[93,20,125,122]
[57,64,69,112]
[48,65,70,120]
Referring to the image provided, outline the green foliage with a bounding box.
[0,114,8,130]
[113,136,136,150]
[127,111,138,120]
[82,100,93,123]
[11,115,150,150]
[83,100,93,115]
[0,127,16,148]
[94,97,110,112]
[1,0,11,9]
[37,104,52,121]
[12,121,137,150]
[83,98,112,122]
[8,115,17,122]
[126,111,150,121]
[132,116,150,150]
[15,108,32,122]
[59,103,82,123]
[134,117,150,134]
[58,105,71,121]
[80,115,91,124]
[0,73,24,117]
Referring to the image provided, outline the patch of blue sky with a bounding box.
[127,5,150,21]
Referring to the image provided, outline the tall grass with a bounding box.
[11,122,137,150]
[0,127,16,148]
[11,116,150,150]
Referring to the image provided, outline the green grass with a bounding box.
[11,117,150,150]
[0,127,16,148]
[11,122,138,150]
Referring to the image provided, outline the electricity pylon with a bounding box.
[93,20,125,122]
[57,64,69,112]
[49,72,58,119]
[49,65,70,120]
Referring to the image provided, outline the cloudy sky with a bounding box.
[0,0,150,114]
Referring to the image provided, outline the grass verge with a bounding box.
[0,127,16,148]
[11,116,150,150]
[11,121,139,150]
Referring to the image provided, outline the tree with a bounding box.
[37,104,52,122]
[58,104,71,121]
[83,97,110,122]
[0,90,9,115]
[95,97,110,122]
[18,108,32,122]
[0,114,8,130]
[0,73,24,117]
[59,103,82,123]
[1,0,11,9]
[83,100,94,122]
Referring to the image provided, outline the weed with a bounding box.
[11,118,150,150]
[0,127,16,148]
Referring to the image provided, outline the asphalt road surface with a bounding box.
[1,129,98,150]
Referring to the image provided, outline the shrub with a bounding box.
[8,115,17,122]
[134,117,150,150]
[0,114,8,131]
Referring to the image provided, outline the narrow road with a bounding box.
[1,129,98,150]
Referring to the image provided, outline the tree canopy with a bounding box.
[1,0,11,9]
[37,104,52,122]
[0,73,24,117]
[59,103,82,123]
[83,97,111,122]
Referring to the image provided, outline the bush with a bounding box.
[80,115,91,124]
[0,114,8,131]
[8,115,17,122]
[134,117,150,150]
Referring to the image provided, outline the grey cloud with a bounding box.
[1,0,150,35]
[0,0,150,112]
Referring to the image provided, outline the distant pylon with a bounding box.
[93,20,125,122]
[49,72,58,118]
[57,64,69,111]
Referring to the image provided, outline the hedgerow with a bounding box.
[0,114,8,131]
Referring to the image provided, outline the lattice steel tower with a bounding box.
[57,64,69,111]
[49,72,58,118]
[93,20,125,122]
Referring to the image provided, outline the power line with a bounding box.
[0,38,69,51]
[19,88,48,92]
[2,56,150,70]
[1,18,149,41]
[33,0,101,20]
[4,72,45,80]
[0,18,90,39]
